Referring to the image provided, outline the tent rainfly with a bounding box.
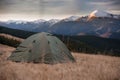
[8,32,75,64]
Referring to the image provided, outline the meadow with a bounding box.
[0,44,120,80]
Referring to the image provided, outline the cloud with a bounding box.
[88,2,113,6]
[87,0,120,10]
[0,0,119,20]
[0,0,73,14]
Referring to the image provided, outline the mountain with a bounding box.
[32,19,46,24]
[0,19,60,32]
[49,17,120,39]
[5,20,29,24]
[48,19,60,24]
[0,10,120,39]
[88,10,120,21]
[61,16,80,22]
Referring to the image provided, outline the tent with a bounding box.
[8,32,75,64]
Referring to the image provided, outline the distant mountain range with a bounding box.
[0,10,120,39]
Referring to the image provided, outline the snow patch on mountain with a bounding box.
[88,10,120,21]
[62,16,80,22]
[33,19,46,24]
[90,10,110,17]
[6,20,28,24]
[47,19,60,25]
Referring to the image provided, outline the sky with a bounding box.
[0,0,120,21]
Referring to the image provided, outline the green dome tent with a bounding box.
[8,32,75,64]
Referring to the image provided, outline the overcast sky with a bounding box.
[0,0,120,21]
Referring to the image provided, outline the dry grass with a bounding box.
[0,33,24,42]
[0,44,120,80]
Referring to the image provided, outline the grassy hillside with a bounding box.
[0,33,24,47]
[0,44,120,80]
[0,26,35,38]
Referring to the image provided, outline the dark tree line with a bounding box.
[0,36,21,47]
[56,35,120,57]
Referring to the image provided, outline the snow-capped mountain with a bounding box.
[5,19,59,25]
[88,10,120,21]
[47,19,60,26]
[90,10,110,17]
[6,20,29,24]
[0,19,60,32]
[62,16,80,22]
[0,11,120,39]
[32,19,60,25]
[33,19,46,24]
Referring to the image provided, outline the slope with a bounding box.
[0,44,120,80]
[0,26,35,38]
